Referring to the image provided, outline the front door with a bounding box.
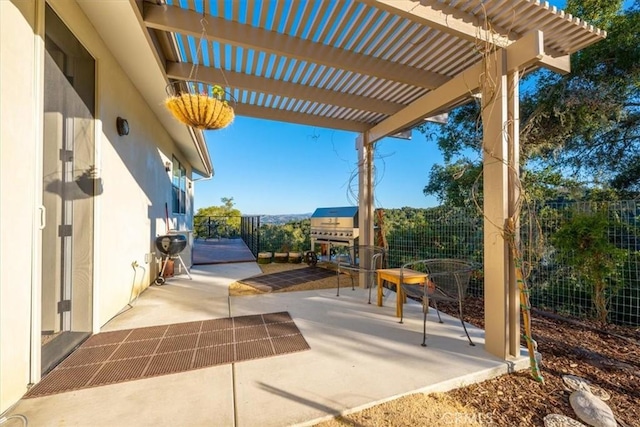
[41,4,95,374]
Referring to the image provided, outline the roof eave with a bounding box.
[77,0,213,178]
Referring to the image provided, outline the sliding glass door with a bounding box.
[41,4,95,374]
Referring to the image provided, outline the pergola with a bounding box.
[102,0,605,360]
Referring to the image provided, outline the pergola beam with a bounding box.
[144,3,449,89]
[367,0,580,61]
[506,30,570,74]
[366,30,565,143]
[233,103,369,133]
[366,61,483,144]
[539,54,571,75]
[165,61,404,116]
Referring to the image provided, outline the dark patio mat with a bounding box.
[239,267,336,291]
[25,312,309,398]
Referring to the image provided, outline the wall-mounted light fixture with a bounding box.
[116,117,129,136]
[165,161,171,172]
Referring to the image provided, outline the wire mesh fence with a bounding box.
[240,216,260,257]
[382,201,639,326]
[521,200,640,326]
[256,220,311,253]
[197,201,639,326]
[383,206,485,297]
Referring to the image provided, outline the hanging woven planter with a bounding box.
[165,81,235,130]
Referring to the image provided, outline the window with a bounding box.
[172,156,186,214]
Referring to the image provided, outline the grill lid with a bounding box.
[310,206,359,242]
[155,234,187,255]
[310,206,358,220]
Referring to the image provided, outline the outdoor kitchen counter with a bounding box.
[376,268,429,319]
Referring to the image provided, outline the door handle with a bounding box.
[38,205,46,230]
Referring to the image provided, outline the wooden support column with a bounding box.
[507,70,521,358]
[482,49,520,360]
[357,134,375,288]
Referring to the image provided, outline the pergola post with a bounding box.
[357,133,375,288]
[482,50,521,359]
[507,68,521,358]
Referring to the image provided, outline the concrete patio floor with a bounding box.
[6,262,528,427]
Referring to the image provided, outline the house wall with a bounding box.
[0,0,195,413]
[0,0,41,414]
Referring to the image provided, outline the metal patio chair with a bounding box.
[332,245,387,301]
[400,259,475,347]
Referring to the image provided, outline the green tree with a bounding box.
[378,206,483,268]
[520,0,639,192]
[419,0,639,204]
[552,208,627,323]
[194,197,241,238]
[423,160,481,208]
[258,220,310,252]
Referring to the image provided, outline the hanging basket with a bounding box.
[165,81,235,130]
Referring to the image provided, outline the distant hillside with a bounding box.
[259,213,311,225]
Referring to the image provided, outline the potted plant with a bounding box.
[257,252,272,265]
[165,82,234,130]
[273,251,289,263]
[288,250,302,263]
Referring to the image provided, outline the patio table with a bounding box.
[376,268,428,319]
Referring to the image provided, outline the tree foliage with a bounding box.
[194,197,242,238]
[195,197,240,218]
[552,208,627,322]
[522,0,639,189]
[259,220,310,252]
[377,206,483,268]
[419,0,639,205]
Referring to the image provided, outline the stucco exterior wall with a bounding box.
[0,0,41,413]
[0,0,195,413]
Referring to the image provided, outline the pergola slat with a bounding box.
[166,61,404,115]
[146,3,449,89]
[151,0,605,134]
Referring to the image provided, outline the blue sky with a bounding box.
[193,0,611,215]
[196,117,443,215]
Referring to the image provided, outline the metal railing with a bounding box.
[194,215,261,257]
[194,215,241,239]
[241,216,260,257]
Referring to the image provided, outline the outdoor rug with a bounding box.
[239,267,336,291]
[25,312,309,398]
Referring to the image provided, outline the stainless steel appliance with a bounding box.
[309,207,359,257]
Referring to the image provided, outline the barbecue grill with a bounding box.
[310,207,359,259]
[154,234,192,285]
[155,234,187,255]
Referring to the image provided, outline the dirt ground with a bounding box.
[231,263,640,426]
[440,298,640,427]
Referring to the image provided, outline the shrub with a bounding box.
[552,209,627,323]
